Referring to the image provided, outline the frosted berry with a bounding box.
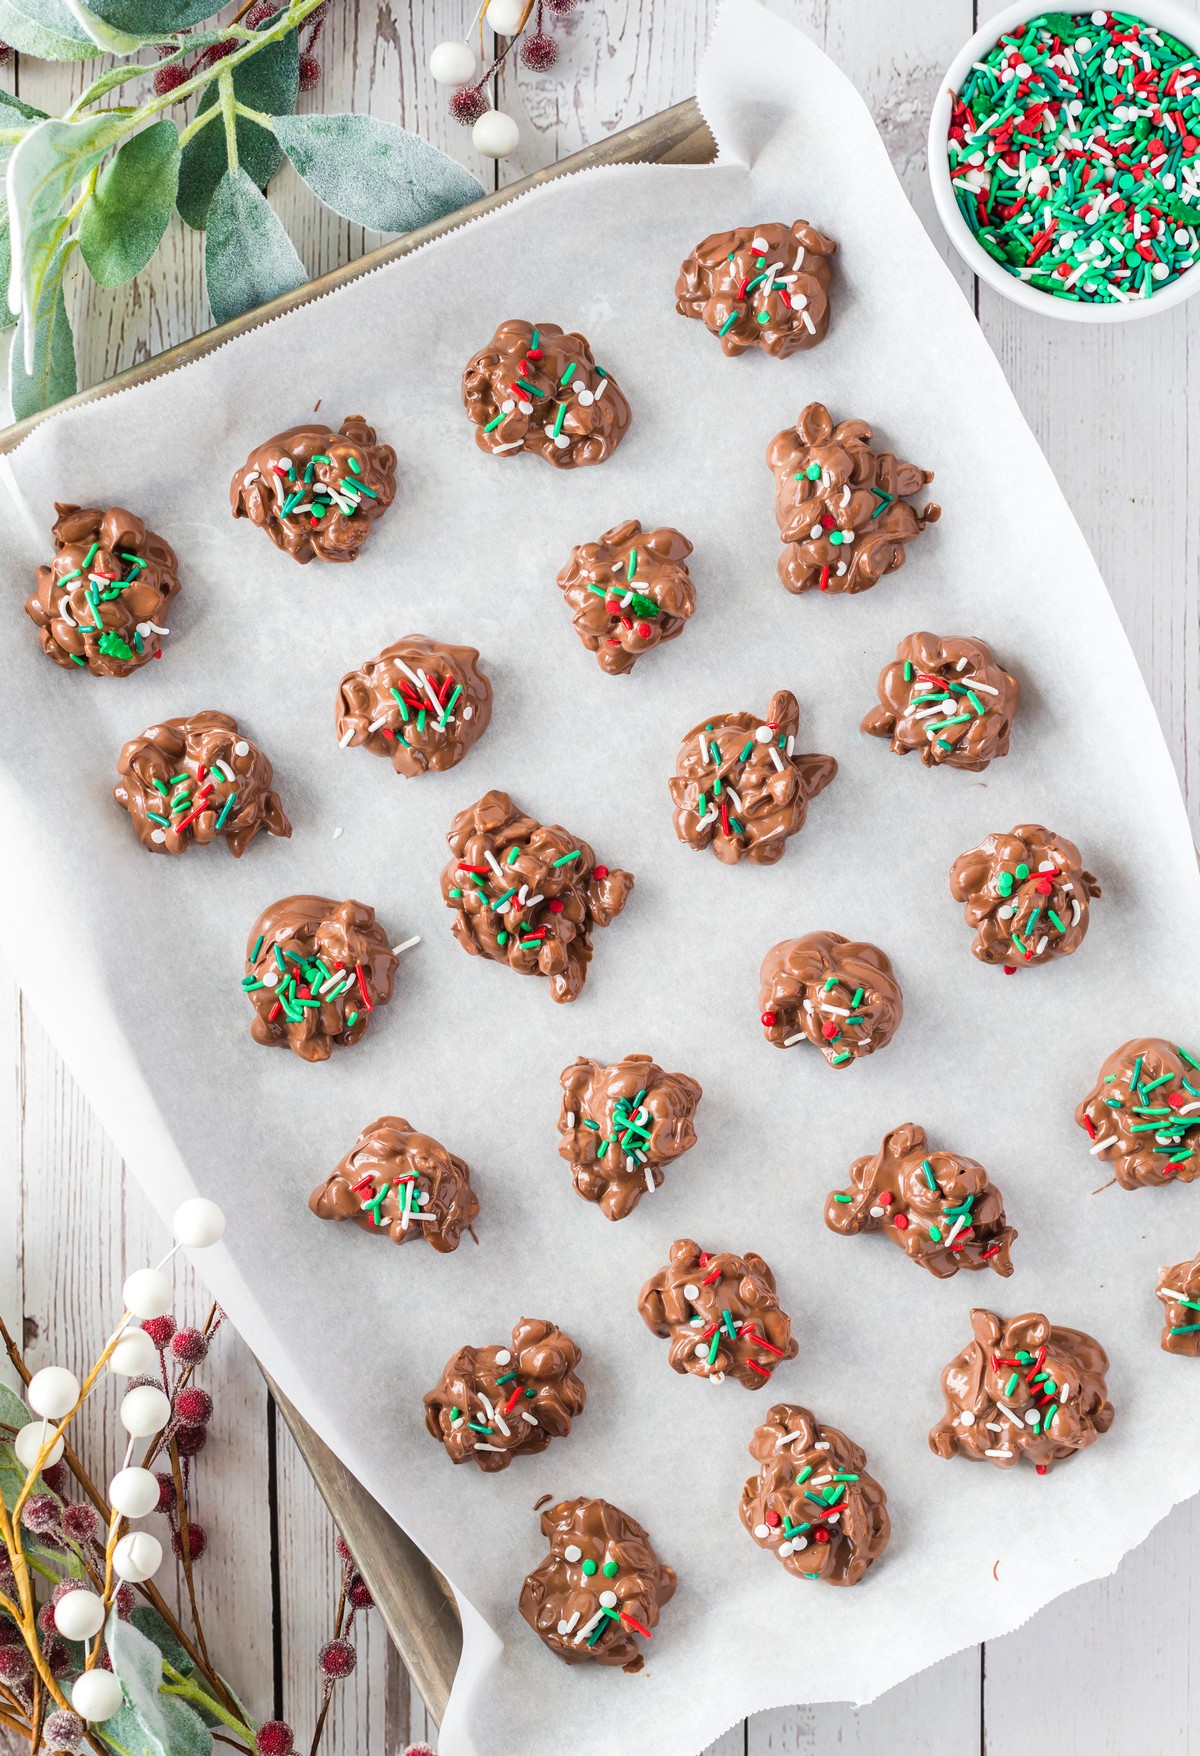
[44,1709,85,1752]
[155,1471,177,1513]
[334,1535,353,1565]
[47,1635,72,1678]
[256,1722,295,1756]
[0,41,12,67]
[521,31,558,69]
[22,1492,61,1534]
[347,1573,373,1610]
[299,52,321,90]
[0,1645,32,1683]
[170,1327,209,1365]
[175,1386,213,1426]
[142,1315,176,1350]
[449,84,489,126]
[114,1583,136,1619]
[544,0,579,11]
[172,1522,207,1562]
[203,38,236,64]
[43,1461,68,1495]
[153,61,187,96]
[245,0,280,21]
[174,1423,208,1458]
[318,1637,357,1679]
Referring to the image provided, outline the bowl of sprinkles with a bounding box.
[929,4,1200,318]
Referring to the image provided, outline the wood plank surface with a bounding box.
[2,2,1199,1752]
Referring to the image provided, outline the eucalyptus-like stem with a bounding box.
[161,1662,255,1747]
[218,70,240,174]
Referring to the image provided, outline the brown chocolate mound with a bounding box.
[1075,1037,1200,1189]
[555,520,695,674]
[519,1496,676,1671]
[824,1123,1016,1278]
[26,503,180,676]
[440,789,633,1003]
[862,632,1019,771]
[558,1053,702,1220]
[675,222,836,357]
[638,1238,798,1390]
[766,402,938,595]
[243,895,399,1061]
[1156,1251,1200,1355]
[423,1316,584,1469]
[309,1115,477,1250]
[930,1307,1113,1473]
[669,688,836,865]
[462,320,631,468]
[229,415,396,564]
[949,823,1100,972]
[114,712,290,857]
[740,1403,890,1585]
[759,931,903,1068]
[336,635,492,776]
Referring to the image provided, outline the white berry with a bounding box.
[54,1587,106,1641]
[27,1366,80,1421]
[430,39,477,85]
[109,1465,161,1519]
[486,0,525,31]
[14,1418,63,1469]
[120,1384,171,1438]
[173,1197,226,1250]
[72,1669,123,1723]
[472,109,520,160]
[113,1530,163,1582]
[122,1267,172,1320]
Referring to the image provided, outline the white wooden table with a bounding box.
[3,3,1199,1750]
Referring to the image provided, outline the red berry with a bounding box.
[47,1636,72,1679]
[592,865,608,880]
[43,1709,84,1752]
[318,1637,357,1679]
[155,1471,177,1513]
[203,37,236,64]
[22,1492,60,1534]
[298,52,320,91]
[142,1315,176,1350]
[171,1326,209,1365]
[174,1423,208,1458]
[335,1535,354,1565]
[62,1502,98,1544]
[153,62,188,96]
[0,1645,32,1683]
[449,84,488,126]
[520,31,558,70]
[172,1523,207,1562]
[0,41,12,67]
[760,1011,777,1027]
[245,0,280,22]
[175,1386,213,1426]
[256,1724,295,1756]
[347,1574,373,1610]
[114,1583,136,1619]
[43,1461,68,1495]
[544,0,578,12]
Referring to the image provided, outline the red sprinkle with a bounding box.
[893,1213,909,1231]
[548,899,565,914]
[593,865,609,880]
[355,964,373,1013]
[761,1011,778,1028]
[765,1510,781,1528]
[1083,1114,1097,1139]
[620,1610,652,1638]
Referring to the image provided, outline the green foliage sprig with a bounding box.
[1,0,483,419]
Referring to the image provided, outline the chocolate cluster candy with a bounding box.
[423,1317,584,1469]
[669,689,836,865]
[740,1404,890,1586]
[114,712,290,857]
[862,632,1019,771]
[759,932,903,1068]
[674,222,836,357]
[309,1115,477,1250]
[1156,1251,1200,1355]
[930,1307,1114,1474]
[440,790,633,1003]
[950,824,1100,973]
[555,519,695,675]
[558,1053,702,1220]
[766,403,939,595]
[1075,1037,1200,1188]
[462,320,630,468]
[638,1238,797,1389]
[26,503,180,676]
[242,896,399,1060]
[519,1497,675,1671]
[824,1123,1016,1278]
[229,415,396,564]
[336,636,492,776]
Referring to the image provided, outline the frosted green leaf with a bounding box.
[105,1611,214,1756]
[9,242,76,418]
[273,112,483,232]
[176,16,298,230]
[90,0,221,31]
[0,0,97,58]
[204,166,305,325]
[80,120,180,286]
[59,0,144,52]
[0,226,15,328]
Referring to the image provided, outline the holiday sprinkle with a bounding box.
[947,10,1200,303]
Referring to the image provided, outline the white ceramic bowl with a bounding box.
[928,0,1200,321]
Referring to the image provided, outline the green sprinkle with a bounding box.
[215,792,237,831]
[484,412,506,433]
[251,935,264,962]
[507,845,521,866]
[560,362,576,385]
[551,850,581,868]
[718,311,739,336]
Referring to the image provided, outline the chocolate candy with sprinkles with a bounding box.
[950,824,1101,973]
[462,319,631,468]
[669,688,836,865]
[740,1403,890,1586]
[555,519,696,675]
[440,789,633,1003]
[336,635,493,776]
[637,1238,798,1389]
[243,895,404,1061]
[862,631,1020,771]
[1075,1037,1200,1188]
[766,402,939,595]
[519,1496,676,1671]
[114,712,290,857]
[930,1307,1113,1474]
[558,1052,702,1221]
[947,13,1200,307]
[1156,1250,1200,1355]
[674,221,836,357]
[423,1317,584,1470]
[229,415,397,564]
[759,931,903,1068]
[309,1115,477,1250]
[26,502,180,676]
[825,1123,1016,1279]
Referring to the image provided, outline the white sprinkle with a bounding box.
[754,723,773,744]
[262,969,279,988]
[564,1544,582,1563]
[754,1522,770,1539]
[783,1032,806,1047]
[1059,1383,1071,1402]
[495,1349,512,1366]
[553,433,570,449]
[565,1110,576,1129]
[769,746,785,772]
[1023,1409,1040,1426]
[815,1441,830,1450]
[599,1590,617,1609]
[1089,1135,1117,1154]
[394,657,423,688]
[486,849,505,880]
[801,310,815,334]
[958,1410,976,1427]
[242,469,260,487]
[493,1411,511,1438]
[391,935,421,955]
[984,1449,1013,1459]
[944,1215,967,1248]
[996,1403,1025,1431]
[140,621,168,636]
[524,894,544,909]
[1071,900,1081,925]
[869,1204,884,1219]
[492,440,523,453]
[520,1411,538,1426]
[644,1165,655,1193]
[233,739,249,757]
[683,1283,700,1300]
[967,679,999,695]
[774,1429,807,1448]
[367,715,390,734]
[751,235,769,251]
[786,735,794,756]
[474,1442,505,1452]
[697,733,709,764]
[575,387,594,405]
[726,787,743,811]
[593,378,608,400]
[574,1612,605,1645]
[501,399,515,413]
[150,829,166,845]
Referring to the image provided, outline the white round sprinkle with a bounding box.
[778,1540,794,1557]
[518,399,532,415]
[554,433,570,449]
[869,1204,884,1219]
[418,1189,430,1205]
[750,236,769,251]
[501,399,515,413]
[150,829,166,844]
[234,739,249,756]
[791,291,808,309]
[564,1544,582,1563]
[683,1283,700,1300]
[262,969,279,987]
[495,1349,512,1366]
[693,1341,710,1358]
[557,1619,570,1635]
[754,724,773,743]
[1024,1409,1040,1426]
[136,621,152,637]
[575,387,594,405]
[599,1590,617,1609]
[959,1410,976,1427]
[710,1371,725,1384]
[754,1523,770,1539]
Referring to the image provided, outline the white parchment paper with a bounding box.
[3,4,1200,1752]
